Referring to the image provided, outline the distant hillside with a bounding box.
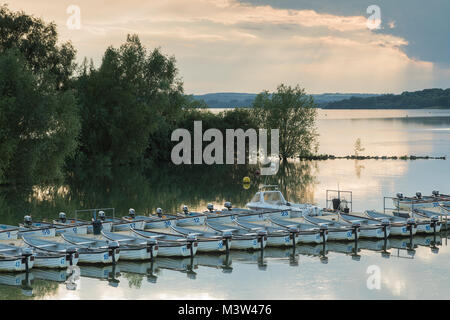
[323,88,450,109]
[193,92,381,108]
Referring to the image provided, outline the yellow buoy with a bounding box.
[243,183,250,190]
[243,176,250,184]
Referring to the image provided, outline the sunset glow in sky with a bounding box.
[8,0,450,94]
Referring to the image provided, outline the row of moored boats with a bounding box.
[0,188,448,272]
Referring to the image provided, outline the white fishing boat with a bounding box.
[171,225,233,252]
[101,231,159,260]
[127,208,178,229]
[0,224,19,240]
[365,210,418,236]
[132,228,223,253]
[269,217,328,244]
[173,206,207,226]
[61,234,121,263]
[393,191,450,210]
[96,210,146,231]
[0,244,34,272]
[412,208,444,233]
[52,212,94,234]
[32,251,70,269]
[130,229,198,257]
[8,217,57,238]
[337,212,390,239]
[233,219,299,247]
[246,186,321,218]
[20,215,88,236]
[204,203,283,225]
[303,215,360,241]
[206,221,268,250]
[22,236,86,266]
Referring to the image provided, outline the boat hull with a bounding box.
[55,225,88,235]
[230,237,267,250]
[389,224,417,236]
[0,256,34,272]
[327,229,359,241]
[18,228,56,238]
[359,227,390,239]
[298,232,326,244]
[113,220,146,231]
[33,254,70,269]
[157,243,198,257]
[416,222,442,234]
[78,250,119,264]
[197,239,226,252]
[175,215,206,226]
[0,229,19,240]
[119,247,157,260]
[144,219,175,229]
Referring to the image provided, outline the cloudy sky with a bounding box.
[7,0,450,94]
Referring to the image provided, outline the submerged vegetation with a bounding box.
[0,5,319,185]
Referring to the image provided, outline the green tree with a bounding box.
[0,5,76,91]
[0,50,80,184]
[74,35,187,166]
[251,84,318,160]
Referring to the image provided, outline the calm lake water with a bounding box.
[1,109,449,300]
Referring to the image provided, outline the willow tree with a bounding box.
[251,84,318,160]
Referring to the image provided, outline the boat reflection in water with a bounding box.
[78,265,121,287]
[0,272,34,296]
[0,232,449,298]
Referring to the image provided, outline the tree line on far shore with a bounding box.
[0,6,318,185]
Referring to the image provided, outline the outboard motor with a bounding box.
[182,205,189,215]
[129,208,135,219]
[98,211,106,221]
[21,247,33,272]
[287,227,299,248]
[415,192,422,199]
[207,203,214,213]
[224,202,232,211]
[108,241,120,263]
[430,215,439,234]
[257,230,267,251]
[396,193,404,199]
[332,198,341,211]
[222,231,232,253]
[59,212,67,223]
[146,238,158,260]
[23,215,32,228]
[186,234,197,257]
[381,219,390,240]
[319,225,328,244]
[156,208,163,218]
[432,190,440,197]
[351,221,360,245]
[406,218,416,238]
[65,247,78,266]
